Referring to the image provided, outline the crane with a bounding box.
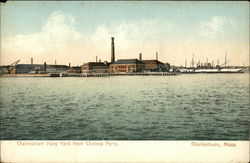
[8,59,20,74]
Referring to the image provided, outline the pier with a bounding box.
[73,72,180,77]
[0,72,180,77]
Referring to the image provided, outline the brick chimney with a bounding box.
[139,53,142,61]
[111,37,115,63]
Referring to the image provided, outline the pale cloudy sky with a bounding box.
[1,1,249,66]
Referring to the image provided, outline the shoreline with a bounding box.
[1,71,248,77]
[0,72,180,77]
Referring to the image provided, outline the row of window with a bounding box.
[110,65,138,69]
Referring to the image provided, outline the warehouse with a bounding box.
[14,64,69,74]
[109,59,145,73]
[82,62,109,73]
[142,60,168,72]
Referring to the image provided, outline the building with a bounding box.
[67,66,82,74]
[138,52,170,72]
[82,62,109,73]
[48,65,69,73]
[141,60,167,72]
[13,64,69,74]
[0,66,14,74]
[109,59,145,73]
[14,64,45,74]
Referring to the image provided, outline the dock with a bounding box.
[0,72,180,77]
[79,72,179,77]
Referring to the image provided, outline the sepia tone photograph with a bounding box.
[0,1,249,162]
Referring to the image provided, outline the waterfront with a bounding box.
[0,73,249,140]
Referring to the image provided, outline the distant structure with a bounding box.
[142,60,166,72]
[111,37,115,63]
[139,53,142,61]
[109,59,145,73]
[0,37,174,75]
[82,62,109,73]
[67,66,82,74]
[139,53,169,72]
[225,51,227,67]
[192,54,194,68]
[13,64,69,74]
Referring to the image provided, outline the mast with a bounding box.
[225,50,227,67]
[192,54,194,67]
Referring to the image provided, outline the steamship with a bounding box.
[179,67,245,73]
[179,53,246,73]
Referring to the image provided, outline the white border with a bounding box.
[1,140,249,163]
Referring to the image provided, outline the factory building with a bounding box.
[47,65,70,73]
[109,59,145,73]
[15,64,45,74]
[67,66,82,74]
[138,53,170,72]
[141,60,166,72]
[82,62,109,73]
[14,64,69,74]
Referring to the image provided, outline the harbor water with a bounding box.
[0,73,249,140]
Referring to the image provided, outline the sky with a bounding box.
[0,1,249,66]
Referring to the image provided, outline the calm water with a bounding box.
[0,73,249,140]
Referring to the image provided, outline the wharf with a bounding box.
[1,74,51,77]
[0,72,180,77]
[74,72,179,77]
[1,73,61,77]
[108,72,179,76]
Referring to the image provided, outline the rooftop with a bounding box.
[142,60,164,64]
[82,62,109,66]
[15,64,69,68]
[111,59,144,65]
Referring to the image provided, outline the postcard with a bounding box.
[0,1,249,163]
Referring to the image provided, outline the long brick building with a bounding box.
[109,59,145,73]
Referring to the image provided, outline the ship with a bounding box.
[179,67,245,73]
[178,52,246,73]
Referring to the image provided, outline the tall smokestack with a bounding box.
[55,60,57,65]
[139,53,142,61]
[31,58,33,65]
[69,63,71,67]
[111,37,115,63]
[44,62,47,72]
[96,56,98,62]
[156,52,158,60]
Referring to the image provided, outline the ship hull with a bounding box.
[179,68,245,73]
